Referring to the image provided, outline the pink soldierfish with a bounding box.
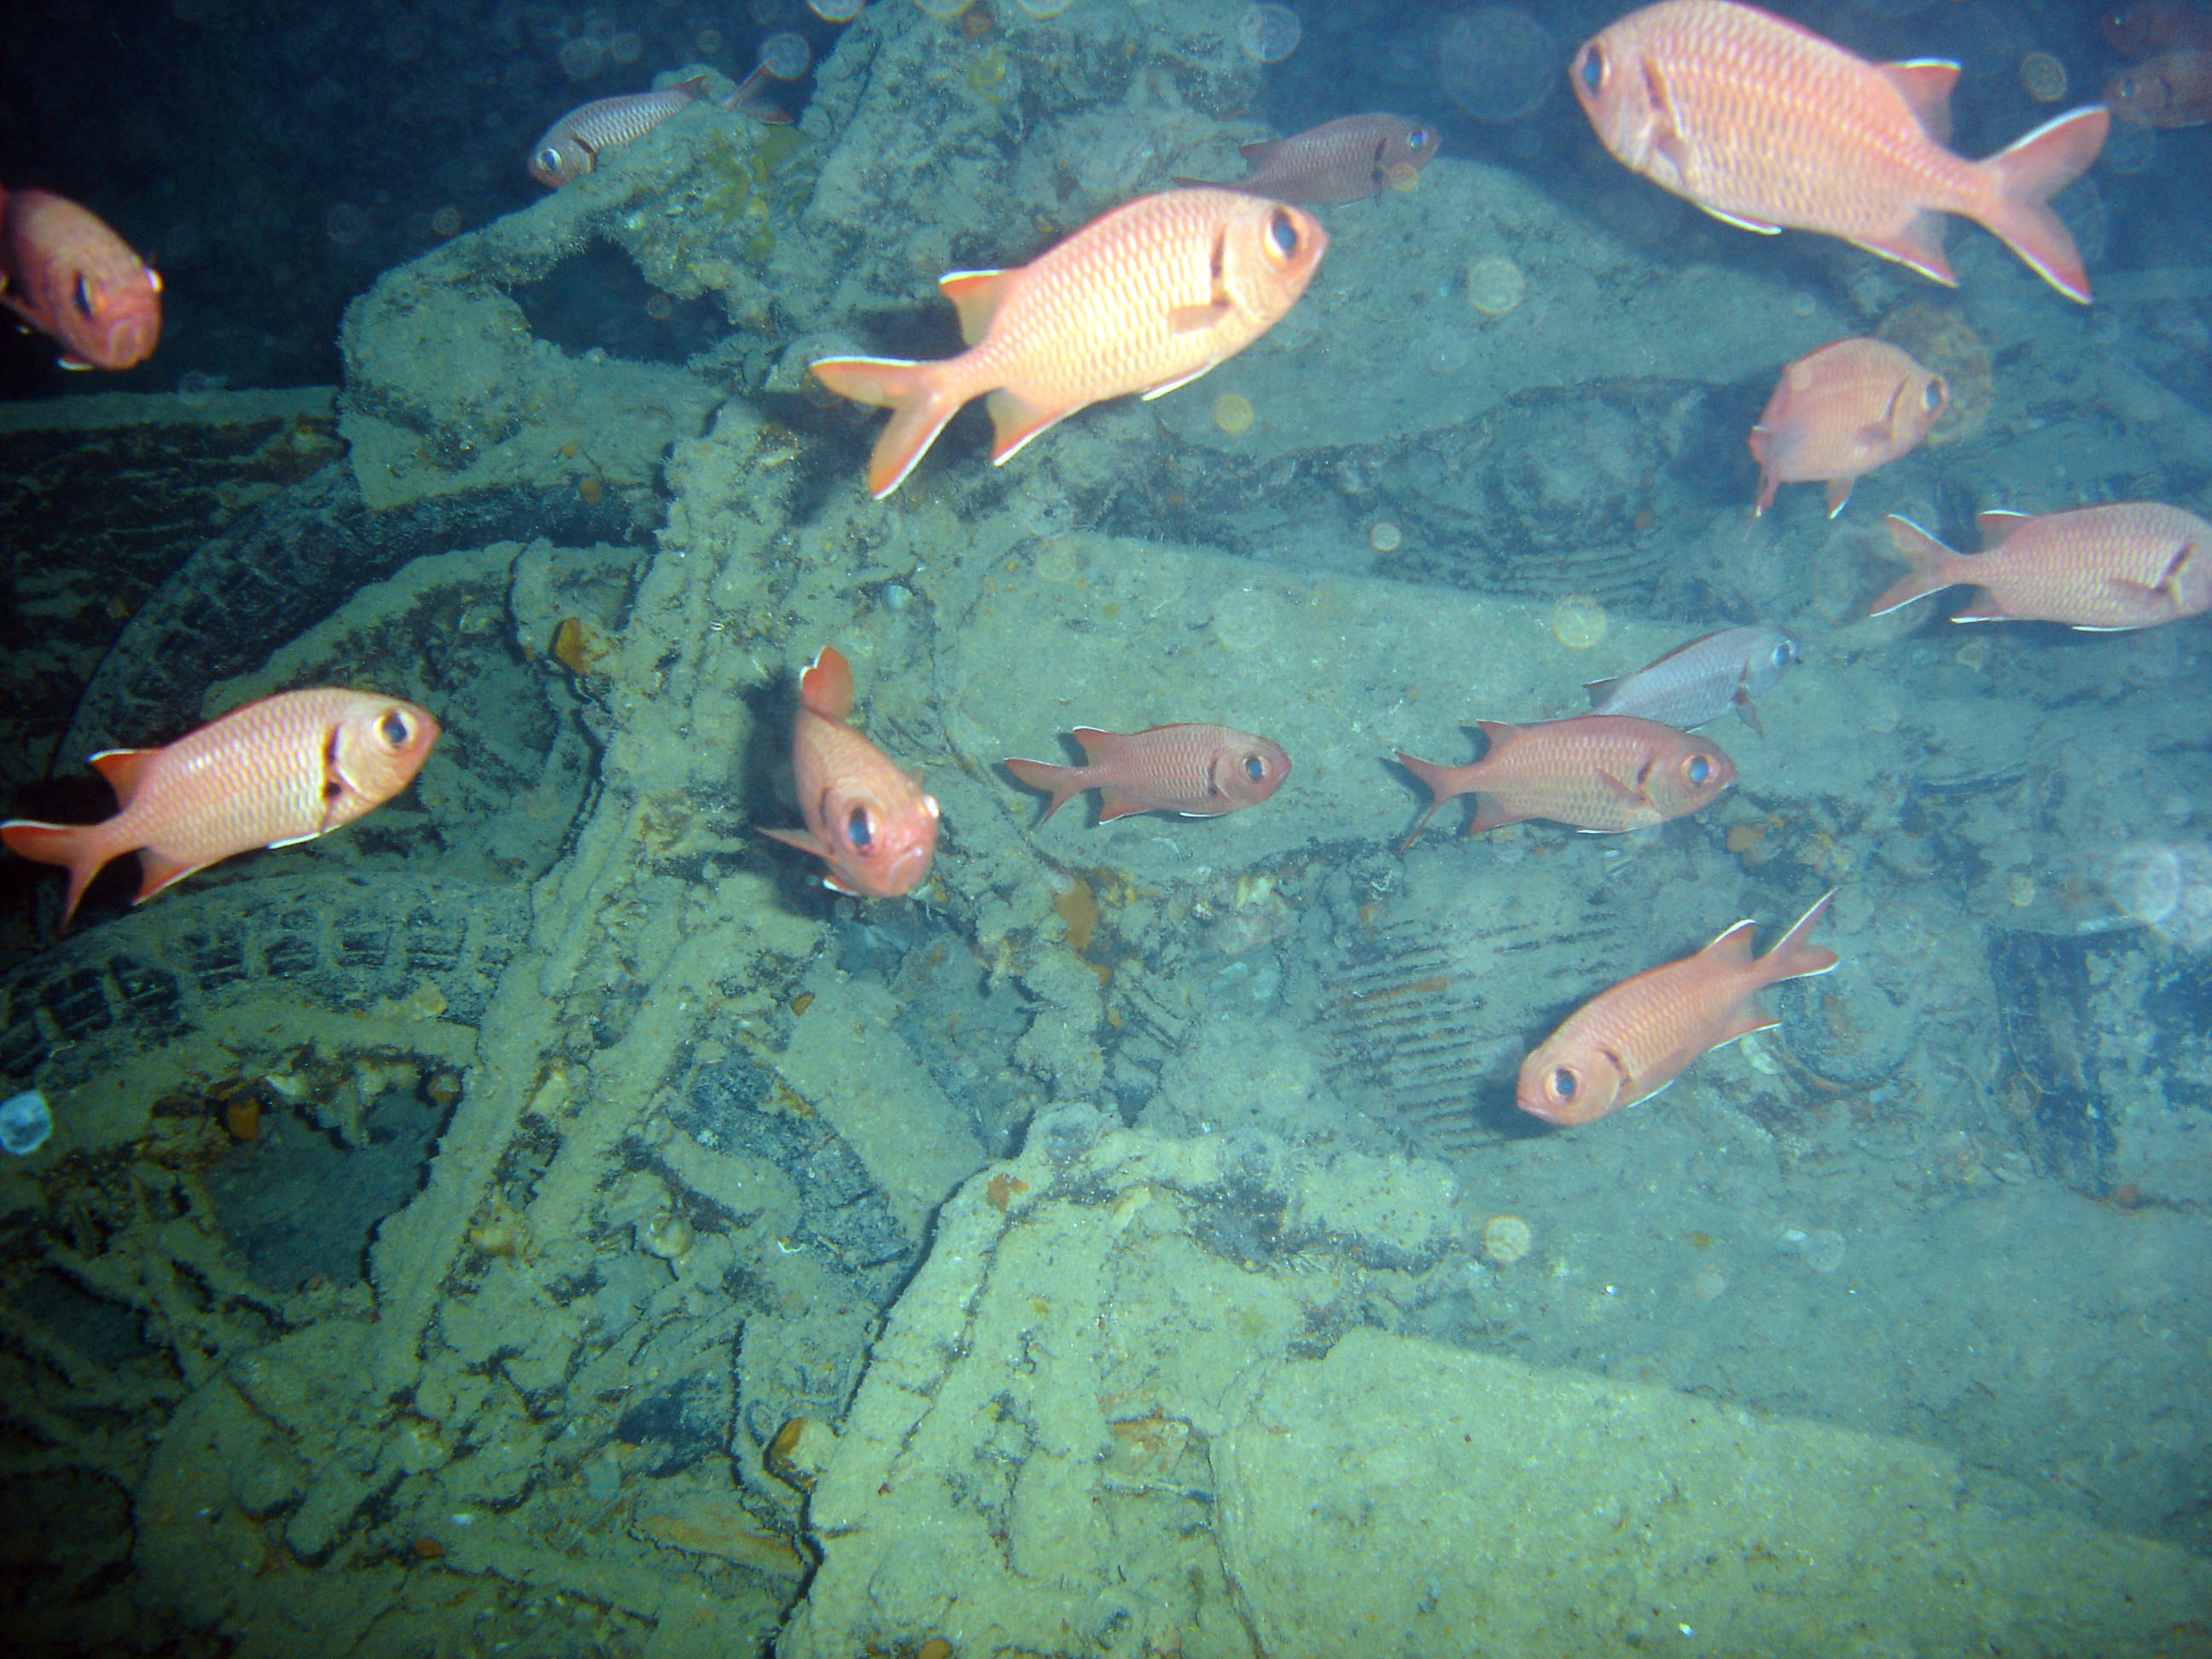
[1173,114,1442,205]
[2,689,439,931]
[1870,504,2212,629]
[1004,725,1290,824]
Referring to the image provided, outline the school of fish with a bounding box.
[6,0,2204,1137]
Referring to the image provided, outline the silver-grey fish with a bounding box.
[1583,625,1800,735]
[527,67,783,188]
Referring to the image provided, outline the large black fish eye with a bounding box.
[1406,127,1432,151]
[73,274,93,318]
[378,710,413,747]
[1243,752,1267,783]
[1772,641,1796,669]
[1687,755,1712,784]
[1266,208,1299,257]
[1579,44,1606,94]
[845,805,875,851]
[535,145,564,176]
[1550,1067,1578,1101]
[2116,75,2139,100]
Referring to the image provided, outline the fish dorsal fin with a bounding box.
[1471,719,1520,747]
[1582,674,1621,705]
[673,73,712,102]
[939,269,1012,346]
[1238,139,1275,163]
[1068,727,1121,766]
[1877,59,1959,144]
[1703,917,1759,966]
[800,645,855,721]
[1975,509,2032,545]
[90,748,157,806]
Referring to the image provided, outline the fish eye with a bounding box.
[1265,208,1300,258]
[1687,755,1712,785]
[1243,752,1267,783]
[535,146,564,175]
[378,710,413,748]
[1578,44,1607,94]
[1406,128,1432,151]
[2116,75,2139,100]
[1924,376,1947,412]
[1772,642,1796,669]
[1549,1067,1578,1101]
[73,274,94,318]
[845,805,875,851]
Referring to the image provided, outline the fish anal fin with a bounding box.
[939,268,1012,347]
[1853,212,1957,288]
[1701,203,1784,236]
[985,387,1077,464]
[133,847,204,904]
[89,748,157,805]
[1825,475,1855,517]
[1717,1000,1782,1045]
[1876,58,1959,144]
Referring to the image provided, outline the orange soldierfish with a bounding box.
[810,188,1328,499]
[1518,889,1840,1126]
[1004,724,1291,824]
[1,689,439,932]
[759,646,939,899]
[1173,114,1441,206]
[0,186,162,370]
[2105,48,2212,126]
[1749,338,1947,518]
[1569,0,2110,303]
[1870,504,2212,630]
[1394,714,1734,851]
[527,67,785,187]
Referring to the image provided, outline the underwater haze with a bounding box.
[3,0,2211,1654]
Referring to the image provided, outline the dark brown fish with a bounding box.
[1174,114,1441,205]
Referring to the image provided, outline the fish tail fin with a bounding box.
[1761,888,1841,985]
[1869,514,1962,616]
[1004,758,1084,823]
[1,819,109,933]
[809,356,964,499]
[1394,752,1466,852]
[1975,105,2110,304]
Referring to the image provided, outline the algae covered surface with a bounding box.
[2,0,2211,1655]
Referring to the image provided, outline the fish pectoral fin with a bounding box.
[1140,358,1220,399]
[759,824,829,858]
[1592,766,1651,806]
[1699,204,1783,236]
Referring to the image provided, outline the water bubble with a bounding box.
[428,204,463,237]
[1438,7,1556,124]
[558,35,606,79]
[324,201,370,247]
[760,30,812,78]
[1549,594,1608,649]
[608,29,643,64]
[1368,520,1403,554]
[1238,3,1302,63]
[0,1090,51,1157]
[1465,254,1527,316]
[808,0,866,19]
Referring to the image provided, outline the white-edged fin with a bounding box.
[1140,358,1220,400]
[1701,204,1782,236]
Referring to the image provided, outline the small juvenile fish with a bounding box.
[811,189,1328,498]
[1585,626,1801,735]
[1518,889,1840,1126]
[0,186,162,370]
[1749,338,1947,518]
[528,67,783,187]
[1004,725,1290,824]
[2105,48,2212,126]
[1870,504,2212,630]
[1,689,439,931]
[2103,2,2212,57]
[759,646,939,898]
[1394,715,1734,849]
[1173,114,1441,205]
[1570,0,2110,302]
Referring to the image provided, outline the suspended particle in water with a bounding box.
[557,35,606,79]
[760,30,812,77]
[1481,1215,1534,1265]
[644,292,676,321]
[1439,7,1555,124]
[751,0,798,22]
[0,1091,50,1157]
[1017,0,1073,15]
[809,0,866,22]
[697,26,725,51]
[1238,3,1302,63]
[428,205,463,237]
[2018,50,2067,102]
[1212,391,1254,434]
[324,201,370,247]
[913,0,975,18]
[1549,594,1608,649]
[608,29,643,64]
[1465,255,1526,316]
[1368,520,1403,554]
